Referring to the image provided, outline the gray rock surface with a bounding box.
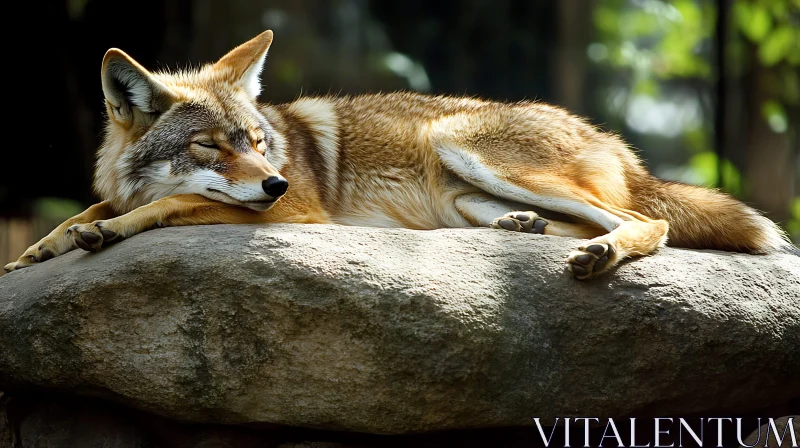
[0,224,798,434]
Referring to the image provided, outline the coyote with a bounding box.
[4,30,794,278]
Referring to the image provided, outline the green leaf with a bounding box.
[735,2,773,43]
[758,26,795,66]
[673,0,702,29]
[788,196,800,243]
[594,5,620,35]
[688,152,743,195]
[658,28,711,78]
[621,9,660,36]
[633,78,660,96]
[721,158,743,196]
[769,0,788,18]
[761,100,789,133]
[689,152,718,186]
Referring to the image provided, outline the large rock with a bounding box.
[0,224,798,434]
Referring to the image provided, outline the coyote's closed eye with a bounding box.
[5,30,796,277]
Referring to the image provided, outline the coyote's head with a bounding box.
[96,30,288,212]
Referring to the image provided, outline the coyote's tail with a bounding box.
[634,178,798,255]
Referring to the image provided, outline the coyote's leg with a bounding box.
[476,185,669,279]
[488,211,606,239]
[62,194,328,252]
[4,201,119,272]
[565,217,669,279]
[438,144,669,279]
[478,180,669,279]
[455,193,604,239]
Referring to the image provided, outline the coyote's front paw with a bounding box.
[567,242,617,280]
[490,211,548,234]
[67,220,121,252]
[4,240,59,272]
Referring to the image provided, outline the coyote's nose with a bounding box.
[262,176,289,198]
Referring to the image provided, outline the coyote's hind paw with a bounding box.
[490,211,548,234]
[567,243,617,280]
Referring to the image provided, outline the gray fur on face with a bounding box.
[119,99,279,196]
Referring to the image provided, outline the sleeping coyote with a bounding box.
[5,30,794,278]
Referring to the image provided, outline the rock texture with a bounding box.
[0,224,798,435]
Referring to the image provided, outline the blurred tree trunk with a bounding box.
[551,0,593,115]
[720,0,795,226]
[744,61,795,223]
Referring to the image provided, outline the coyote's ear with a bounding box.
[214,30,274,99]
[101,49,178,125]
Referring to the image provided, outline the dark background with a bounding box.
[1,0,798,265]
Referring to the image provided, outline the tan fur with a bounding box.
[5,30,795,276]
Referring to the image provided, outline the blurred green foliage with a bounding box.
[33,198,84,223]
[790,197,800,240]
[592,0,729,187]
[734,0,800,67]
[591,0,798,242]
[732,0,799,240]
[593,0,714,86]
[733,0,799,132]
[689,151,744,196]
